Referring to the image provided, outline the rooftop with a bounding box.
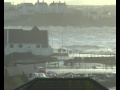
[4,26,48,47]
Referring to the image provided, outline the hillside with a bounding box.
[4,13,116,27]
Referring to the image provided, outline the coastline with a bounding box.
[4,13,116,27]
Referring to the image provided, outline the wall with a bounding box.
[5,62,46,76]
[4,43,53,56]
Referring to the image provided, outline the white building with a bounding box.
[4,26,53,56]
[4,7,19,20]
[49,1,67,13]
[18,3,34,15]
[34,0,48,13]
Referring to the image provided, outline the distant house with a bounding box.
[4,26,53,56]
[18,3,34,15]
[49,1,67,13]
[34,0,48,13]
[100,10,111,18]
[4,2,12,10]
[88,11,99,20]
[4,7,19,20]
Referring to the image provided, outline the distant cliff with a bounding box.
[4,13,116,27]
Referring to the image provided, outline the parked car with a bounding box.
[30,73,47,80]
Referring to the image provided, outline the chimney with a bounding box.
[59,1,61,3]
[37,0,39,3]
[53,1,54,3]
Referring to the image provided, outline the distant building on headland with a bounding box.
[4,26,53,56]
[4,1,67,17]
[49,1,67,13]
[18,3,34,15]
[34,0,49,13]
[4,1,113,20]
[4,7,19,20]
[87,10,111,20]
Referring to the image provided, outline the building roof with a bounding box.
[49,2,66,6]
[4,26,48,48]
[35,2,48,6]
[4,2,12,6]
[15,78,109,90]
[18,3,33,9]
[23,3,33,6]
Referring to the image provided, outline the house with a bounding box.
[4,26,53,56]
[34,0,48,13]
[4,2,12,10]
[18,3,34,15]
[49,1,67,13]
[4,7,19,20]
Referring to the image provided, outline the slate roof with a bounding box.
[49,2,66,6]
[35,2,48,6]
[15,78,109,90]
[23,3,33,6]
[4,26,48,48]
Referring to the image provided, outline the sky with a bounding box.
[4,0,116,5]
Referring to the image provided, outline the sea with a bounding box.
[4,26,116,90]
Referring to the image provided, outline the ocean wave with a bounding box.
[64,45,115,54]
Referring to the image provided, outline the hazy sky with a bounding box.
[4,0,116,5]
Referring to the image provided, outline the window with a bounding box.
[10,44,14,48]
[36,44,40,48]
[19,44,22,48]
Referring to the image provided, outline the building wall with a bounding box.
[5,63,46,76]
[4,43,53,56]
[49,4,67,13]
[19,5,34,15]
[34,3,48,13]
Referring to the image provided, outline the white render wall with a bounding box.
[34,3,48,13]
[4,43,53,56]
[19,5,34,15]
[49,4,67,13]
